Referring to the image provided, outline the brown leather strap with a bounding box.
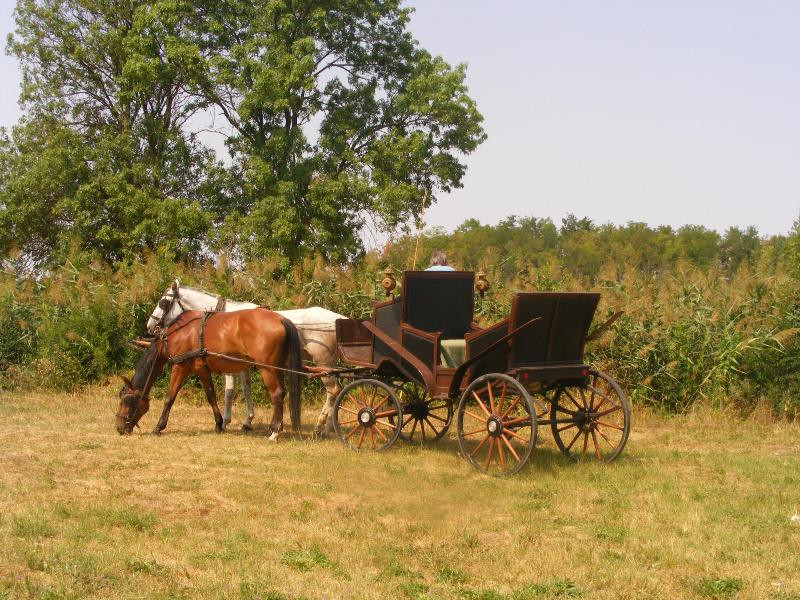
[214,297,226,312]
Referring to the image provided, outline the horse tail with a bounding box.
[280,317,302,431]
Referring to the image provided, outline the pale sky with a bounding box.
[1,0,798,236]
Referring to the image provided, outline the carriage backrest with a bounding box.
[509,292,600,366]
[401,271,474,339]
[372,297,402,363]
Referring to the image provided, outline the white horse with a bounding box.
[145,280,344,435]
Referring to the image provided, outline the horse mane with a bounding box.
[131,340,160,391]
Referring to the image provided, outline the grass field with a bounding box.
[1,386,799,600]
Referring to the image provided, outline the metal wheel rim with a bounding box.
[332,379,403,452]
[549,369,630,463]
[456,373,537,477]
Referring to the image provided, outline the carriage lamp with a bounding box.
[476,271,490,297]
[381,267,397,297]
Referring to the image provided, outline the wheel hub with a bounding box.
[358,407,375,427]
[486,415,503,437]
[578,410,595,432]
[407,401,428,420]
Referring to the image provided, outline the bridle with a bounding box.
[152,286,187,335]
[118,313,202,432]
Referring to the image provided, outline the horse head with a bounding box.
[146,279,183,335]
[116,341,163,434]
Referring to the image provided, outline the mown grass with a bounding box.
[0,388,799,599]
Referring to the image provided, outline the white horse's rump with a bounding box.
[146,281,344,434]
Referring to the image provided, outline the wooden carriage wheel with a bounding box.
[393,383,453,443]
[456,373,537,477]
[333,379,403,452]
[549,369,630,463]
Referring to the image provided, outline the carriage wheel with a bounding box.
[457,373,537,477]
[394,384,453,443]
[550,370,630,463]
[332,379,403,452]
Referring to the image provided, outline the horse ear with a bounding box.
[120,375,133,389]
[172,279,179,292]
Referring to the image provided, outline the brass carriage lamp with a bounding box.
[381,267,397,297]
[476,271,490,298]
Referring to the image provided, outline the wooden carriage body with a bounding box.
[335,271,600,399]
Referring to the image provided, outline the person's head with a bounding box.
[430,250,448,266]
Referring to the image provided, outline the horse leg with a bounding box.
[315,374,341,437]
[257,367,284,442]
[153,366,189,435]
[222,374,236,429]
[241,370,254,431]
[198,367,225,433]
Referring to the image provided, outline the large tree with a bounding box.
[1,0,485,268]
[2,0,220,266]
[192,0,485,263]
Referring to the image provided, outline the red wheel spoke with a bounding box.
[421,419,427,440]
[424,417,440,437]
[368,387,377,407]
[471,391,492,417]
[503,415,532,428]
[500,433,520,463]
[487,382,496,415]
[596,420,623,431]
[496,383,507,416]
[504,428,529,444]
[344,424,361,440]
[374,419,395,432]
[357,387,366,406]
[339,418,358,426]
[586,385,613,411]
[338,406,358,416]
[369,426,376,449]
[428,413,447,423]
[401,415,414,428]
[595,426,617,449]
[563,389,583,410]
[582,431,589,454]
[589,377,597,410]
[497,436,506,469]
[591,430,602,460]
[557,423,578,433]
[464,409,487,423]
[470,434,490,457]
[565,429,582,451]
[462,427,485,437]
[373,423,389,442]
[374,409,399,419]
[595,405,622,418]
[372,394,389,413]
[409,418,418,439]
[357,427,366,449]
[484,438,496,469]
[500,396,521,420]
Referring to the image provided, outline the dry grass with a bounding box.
[1,387,800,599]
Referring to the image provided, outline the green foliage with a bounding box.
[2,0,485,269]
[695,576,743,599]
[1,215,799,419]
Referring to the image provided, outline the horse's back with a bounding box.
[277,306,345,324]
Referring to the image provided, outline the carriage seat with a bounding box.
[439,339,467,367]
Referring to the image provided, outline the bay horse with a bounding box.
[117,308,302,439]
[146,281,343,435]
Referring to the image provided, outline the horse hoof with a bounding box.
[241,423,253,432]
[151,428,162,436]
[267,431,279,442]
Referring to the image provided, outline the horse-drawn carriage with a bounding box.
[123,271,629,477]
[330,270,631,476]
